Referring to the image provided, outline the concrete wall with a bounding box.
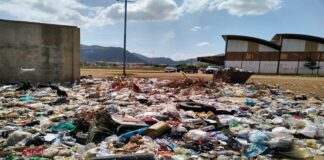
[318,44,324,51]
[319,62,324,74]
[259,44,278,52]
[225,40,280,74]
[227,40,248,52]
[298,61,316,74]
[225,61,242,68]
[282,39,306,52]
[242,61,259,73]
[279,61,298,74]
[225,36,324,74]
[260,61,278,73]
[0,19,80,83]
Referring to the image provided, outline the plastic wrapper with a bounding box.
[183,130,211,143]
[279,146,314,159]
[299,125,318,138]
[6,130,32,146]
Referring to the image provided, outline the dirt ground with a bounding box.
[81,69,324,98]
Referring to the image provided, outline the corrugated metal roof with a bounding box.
[197,55,225,65]
[222,35,281,50]
[272,33,324,44]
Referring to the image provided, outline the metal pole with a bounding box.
[123,0,127,76]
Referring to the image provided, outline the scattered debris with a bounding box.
[0,77,323,159]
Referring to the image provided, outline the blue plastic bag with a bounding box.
[244,98,255,106]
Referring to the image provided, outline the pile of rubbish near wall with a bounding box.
[0,76,323,160]
[213,68,254,84]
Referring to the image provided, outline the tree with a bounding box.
[304,57,319,73]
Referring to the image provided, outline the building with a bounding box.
[198,33,324,74]
[0,19,80,83]
[223,35,280,73]
[271,34,324,74]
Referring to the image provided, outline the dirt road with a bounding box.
[81,69,324,98]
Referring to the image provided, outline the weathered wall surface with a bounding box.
[225,39,280,74]
[225,37,324,74]
[0,19,80,83]
[259,61,278,73]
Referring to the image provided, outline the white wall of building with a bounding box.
[318,43,324,51]
[242,61,259,73]
[258,44,278,52]
[227,40,248,52]
[279,61,298,74]
[260,61,278,73]
[225,61,242,68]
[298,61,316,74]
[319,62,324,74]
[282,39,306,52]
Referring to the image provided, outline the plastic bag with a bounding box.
[248,131,270,144]
[183,129,211,143]
[245,143,268,158]
[244,98,255,106]
[22,148,45,158]
[119,127,147,140]
[269,137,294,151]
[6,130,32,146]
[50,122,76,132]
[38,116,51,131]
[279,146,314,159]
[19,96,34,101]
[106,104,120,113]
[42,147,59,158]
[299,125,318,138]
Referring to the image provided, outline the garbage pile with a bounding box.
[213,67,253,84]
[0,77,323,160]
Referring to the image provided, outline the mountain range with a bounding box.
[81,44,200,65]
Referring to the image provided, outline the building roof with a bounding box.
[222,35,280,50]
[0,19,79,29]
[197,55,225,65]
[272,33,324,44]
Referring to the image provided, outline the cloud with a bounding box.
[196,42,211,47]
[171,52,189,61]
[181,0,210,13]
[0,0,282,28]
[160,31,176,45]
[0,0,181,28]
[164,31,176,40]
[181,0,282,16]
[191,25,211,32]
[171,52,218,61]
[191,26,202,32]
[0,0,95,26]
[100,0,181,22]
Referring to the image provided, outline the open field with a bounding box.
[81,69,324,98]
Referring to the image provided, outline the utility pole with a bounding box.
[117,0,134,76]
[122,0,127,76]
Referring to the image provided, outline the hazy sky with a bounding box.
[0,0,323,60]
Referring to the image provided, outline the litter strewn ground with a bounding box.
[0,76,323,159]
[81,69,324,98]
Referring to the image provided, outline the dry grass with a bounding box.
[81,69,324,98]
